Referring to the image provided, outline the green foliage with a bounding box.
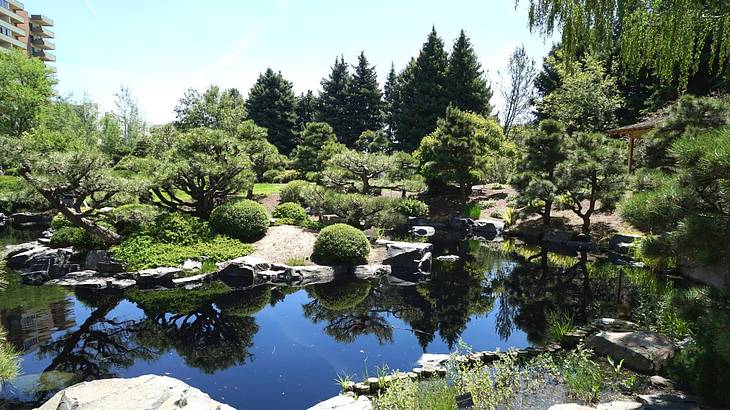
[305,186,399,228]
[279,180,315,206]
[148,212,211,245]
[127,283,233,316]
[375,378,458,410]
[447,30,493,116]
[463,202,482,219]
[347,52,384,145]
[173,85,246,134]
[319,56,354,145]
[295,90,319,131]
[0,49,56,138]
[285,257,309,266]
[272,202,307,223]
[107,204,162,235]
[245,68,298,154]
[309,280,372,310]
[545,310,575,342]
[210,200,269,241]
[292,122,345,178]
[0,327,19,383]
[217,286,272,317]
[312,223,370,265]
[51,213,75,230]
[355,130,391,154]
[501,207,516,228]
[322,149,421,195]
[417,106,509,196]
[112,234,252,271]
[536,54,622,133]
[560,344,603,402]
[394,198,429,218]
[50,226,106,250]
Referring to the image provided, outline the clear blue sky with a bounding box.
[23,0,556,125]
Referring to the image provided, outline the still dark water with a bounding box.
[0,229,651,410]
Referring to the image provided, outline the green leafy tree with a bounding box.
[555,133,627,233]
[347,52,383,144]
[446,30,493,115]
[245,68,298,154]
[396,27,450,152]
[318,56,353,144]
[383,63,400,141]
[295,90,319,131]
[292,122,344,179]
[174,85,247,134]
[499,45,536,138]
[511,120,567,227]
[113,85,146,144]
[355,130,390,154]
[416,105,505,197]
[321,149,395,195]
[0,49,55,138]
[536,54,623,133]
[521,0,730,86]
[140,127,255,219]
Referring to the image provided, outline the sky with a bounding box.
[22,0,557,125]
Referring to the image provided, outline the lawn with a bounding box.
[253,183,285,196]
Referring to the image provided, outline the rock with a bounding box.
[10,212,51,227]
[288,265,338,286]
[609,234,642,254]
[593,318,641,332]
[636,393,701,410]
[133,267,180,284]
[567,240,597,252]
[7,245,49,269]
[548,405,595,410]
[172,272,214,288]
[182,259,203,271]
[84,250,108,270]
[379,240,433,273]
[321,214,345,226]
[417,353,450,370]
[410,226,435,237]
[308,395,372,410]
[353,264,391,279]
[108,279,137,290]
[3,241,42,259]
[448,215,473,231]
[22,271,49,285]
[473,218,504,235]
[679,258,730,288]
[436,255,460,262]
[588,331,677,374]
[407,217,429,227]
[596,401,642,410]
[650,375,675,389]
[544,229,577,245]
[38,374,234,410]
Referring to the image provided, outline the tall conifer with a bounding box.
[347,52,383,146]
[447,30,493,115]
[245,68,297,154]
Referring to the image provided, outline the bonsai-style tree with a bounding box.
[416,105,505,197]
[555,133,627,234]
[511,119,567,227]
[139,126,255,219]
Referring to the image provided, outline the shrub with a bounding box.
[306,186,400,228]
[108,204,161,235]
[560,344,603,402]
[272,202,307,223]
[112,235,253,270]
[210,200,269,241]
[395,198,429,218]
[464,202,482,219]
[0,327,19,382]
[148,212,211,245]
[51,213,74,230]
[312,223,370,265]
[279,180,313,206]
[50,226,105,250]
[270,169,300,183]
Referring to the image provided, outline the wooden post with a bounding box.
[627,135,635,174]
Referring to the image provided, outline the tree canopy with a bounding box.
[245,68,298,154]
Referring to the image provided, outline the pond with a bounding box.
[0,228,659,410]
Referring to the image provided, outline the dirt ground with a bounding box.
[250,225,317,263]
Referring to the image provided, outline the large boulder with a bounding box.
[378,240,433,273]
[131,267,181,285]
[85,250,126,274]
[636,393,701,410]
[7,245,50,269]
[409,226,435,237]
[609,233,642,255]
[472,218,504,236]
[308,395,372,410]
[10,212,51,228]
[38,374,234,410]
[588,331,677,374]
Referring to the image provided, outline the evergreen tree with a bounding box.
[292,122,344,179]
[396,27,449,152]
[295,91,319,131]
[347,52,383,145]
[383,64,400,142]
[319,57,352,144]
[245,68,298,154]
[446,30,493,115]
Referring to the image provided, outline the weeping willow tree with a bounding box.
[521,0,730,87]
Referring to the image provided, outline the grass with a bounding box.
[285,257,309,266]
[545,309,575,343]
[0,327,19,382]
[253,183,285,196]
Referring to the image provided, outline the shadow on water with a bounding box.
[0,225,664,409]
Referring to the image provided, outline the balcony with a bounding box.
[0,33,25,50]
[31,48,55,62]
[30,14,53,26]
[0,3,24,24]
[30,23,53,38]
[0,16,24,37]
[30,36,54,50]
[7,0,24,12]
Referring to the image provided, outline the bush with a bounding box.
[210,200,269,241]
[51,213,74,230]
[464,202,482,219]
[108,204,161,235]
[279,180,313,206]
[148,212,211,245]
[312,223,370,265]
[112,234,253,270]
[263,169,299,183]
[0,327,19,382]
[272,202,308,223]
[50,226,105,250]
[394,198,429,218]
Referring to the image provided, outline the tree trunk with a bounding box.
[542,200,552,227]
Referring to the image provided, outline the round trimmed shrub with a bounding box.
[272,202,307,223]
[279,180,313,206]
[309,280,372,311]
[148,212,210,245]
[50,226,105,250]
[395,198,430,218]
[210,200,269,241]
[312,223,370,266]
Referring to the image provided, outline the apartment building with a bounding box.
[0,0,54,62]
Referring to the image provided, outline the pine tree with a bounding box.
[347,52,383,145]
[295,91,319,132]
[447,30,493,115]
[245,68,298,154]
[395,27,449,152]
[383,63,400,142]
[319,56,352,144]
